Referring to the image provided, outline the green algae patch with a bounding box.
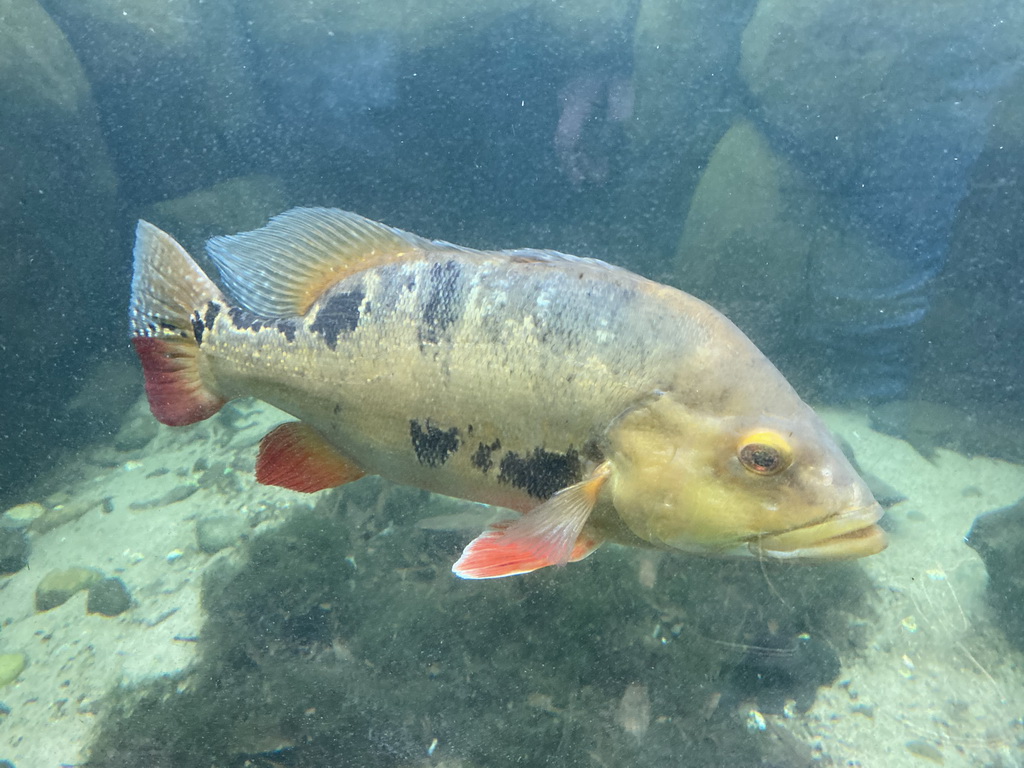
[35,567,104,611]
[0,653,26,686]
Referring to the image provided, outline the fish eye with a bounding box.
[738,431,793,476]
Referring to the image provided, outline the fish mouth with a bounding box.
[749,503,887,561]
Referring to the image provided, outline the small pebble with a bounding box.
[0,653,27,686]
[129,484,198,511]
[905,739,943,764]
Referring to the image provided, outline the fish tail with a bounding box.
[129,220,228,426]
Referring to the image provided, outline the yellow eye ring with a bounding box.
[738,431,792,476]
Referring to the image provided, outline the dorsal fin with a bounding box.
[205,208,434,317]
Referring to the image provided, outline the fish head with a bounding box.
[605,391,886,561]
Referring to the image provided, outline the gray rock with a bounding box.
[741,0,1024,180]
[0,528,29,575]
[0,0,120,504]
[37,0,265,203]
[676,119,888,372]
[196,515,248,554]
[128,484,198,512]
[87,577,132,617]
[738,0,1024,401]
[966,500,1024,650]
[628,0,755,264]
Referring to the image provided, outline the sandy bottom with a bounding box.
[0,401,1021,767]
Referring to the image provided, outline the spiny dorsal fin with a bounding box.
[205,208,434,317]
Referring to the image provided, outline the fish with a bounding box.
[128,207,887,579]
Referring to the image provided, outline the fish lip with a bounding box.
[748,503,888,560]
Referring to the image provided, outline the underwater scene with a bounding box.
[2,0,1024,766]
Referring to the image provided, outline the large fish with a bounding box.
[129,208,886,578]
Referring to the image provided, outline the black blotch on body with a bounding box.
[229,306,264,333]
[498,446,582,499]
[419,260,462,346]
[203,301,221,332]
[227,304,298,342]
[311,289,365,350]
[410,419,460,467]
[276,317,298,343]
[471,439,501,474]
[190,311,205,344]
[192,302,223,344]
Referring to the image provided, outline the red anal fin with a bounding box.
[256,422,365,493]
[132,337,225,426]
[452,462,611,579]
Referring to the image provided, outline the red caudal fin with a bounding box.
[256,422,366,493]
[452,462,611,579]
[131,337,225,426]
[129,221,228,426]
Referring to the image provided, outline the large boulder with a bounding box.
[675,119,893,394]
[36,0,265,206]
[0,0,121,506]
[626,0,757,272]
[918,69,1024,409]
[738,0,1024,400]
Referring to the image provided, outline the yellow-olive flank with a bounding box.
[129,208,886,578]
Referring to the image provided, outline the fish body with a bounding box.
[129,208,886,578]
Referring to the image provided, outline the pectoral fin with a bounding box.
[452,462,611,579]
[256,422,365,493]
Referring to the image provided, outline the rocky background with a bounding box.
[3,1,1024,765]
[4,0,1024,504]
[3,399,1024,767]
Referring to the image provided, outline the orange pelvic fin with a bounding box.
[256,422,365,493]
[452,462,611,579]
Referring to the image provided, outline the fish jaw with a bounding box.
[747,502,887,561]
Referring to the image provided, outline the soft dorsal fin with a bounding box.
[205,208,434,317]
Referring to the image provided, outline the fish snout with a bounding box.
[749,502,887,561]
